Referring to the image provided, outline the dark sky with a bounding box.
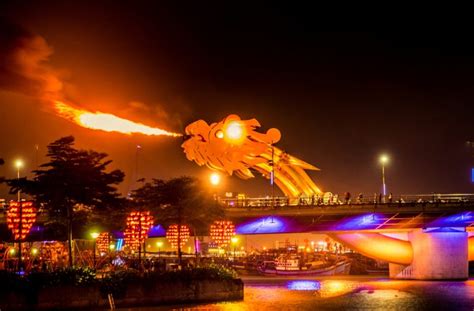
[0,2,473,199]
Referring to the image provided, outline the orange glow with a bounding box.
[330,233,413,265]
[54,101,181,137]
[224,120,246,143]
[469,236,474,261]
[7,201,37,240]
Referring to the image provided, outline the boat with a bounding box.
[258,254,351,276]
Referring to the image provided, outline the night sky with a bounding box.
[1,2,473,199]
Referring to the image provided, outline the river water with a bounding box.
[124,276,474,310]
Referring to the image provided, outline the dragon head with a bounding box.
[182,114,281,179]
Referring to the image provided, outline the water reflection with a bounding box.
[286,280,320,291]
[134,277,474,311]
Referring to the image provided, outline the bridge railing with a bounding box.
[219,193,474,208]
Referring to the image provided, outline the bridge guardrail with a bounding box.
[220,193,474,209]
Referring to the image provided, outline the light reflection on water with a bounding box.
[286,280,320,291]
[126,277,474,311]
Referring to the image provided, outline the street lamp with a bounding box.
[156,241,163,258]
[14,159,23,201]
[379,155,389,201]
[210,172,221,206]
[90,232,100,268]
[210,172,221,186]
[14,159,24,271]
[231,236,238,261]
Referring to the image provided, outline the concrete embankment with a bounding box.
[1,278,244,310]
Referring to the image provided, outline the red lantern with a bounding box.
[96,232,111,253]
[210,220,235,247]
[7,201,37,240]
[124,211,154,251]
[166,224,190,249]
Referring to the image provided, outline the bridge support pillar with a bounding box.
[389,229,468,280]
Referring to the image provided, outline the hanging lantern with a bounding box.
[166,224,190,249]
[96,232,111,253]
[124,211,154,251]
[210,220,235,247]
[7,201,37,240]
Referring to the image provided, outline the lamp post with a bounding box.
[156,241,163,258]
[90,232,99,268]
[209,172,221,207]
[231,236,238,261]
[14,159,24,271]
[379,155,389,202]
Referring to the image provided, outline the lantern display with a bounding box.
[210,220,235,247]
[166,224,190,249]
[124,211,154,251]
[96,232,111,253]
[7,201,37,240]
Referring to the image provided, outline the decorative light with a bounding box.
[210,173,221,186]
[124,211,154,251]
[379,154,389,164]
[210,220,235,247]
[31,248,38,255]
[95,232,111,253]
[14,159,24,169]
[225,121,245,142]
[6,201,37,240]
[166,224,190,249]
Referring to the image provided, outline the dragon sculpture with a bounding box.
[182,114,322,198]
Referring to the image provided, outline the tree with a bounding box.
[5,136,125,267]
[131,176,223,263]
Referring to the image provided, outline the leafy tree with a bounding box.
[5,136,125,267]
[131,176,223,262]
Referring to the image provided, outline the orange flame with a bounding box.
[54,101,181,137]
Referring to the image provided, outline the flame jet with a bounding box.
[182,114,322,198]
[54,101,181,137]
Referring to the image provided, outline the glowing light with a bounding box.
[329,232,413,265]
[225,121,245,142]
[95,232,111,253]
[14,159,24,169]
[55,101,181,137]
[166,224,190,249]
[231,236,239,244]
[7,201,37,240]
[210,220,235,247]
[9,248,16,255]
[210,173,221,186]
[109,244,116,250]
[236,216,298,234]
[156,241,163,248]
[332,213,383,231]
[124,211,154,251]
[287,280,320,291]
[31,248,38,255]
[215,130,224,139]
[380,154,389,164]
[90,232,100,239]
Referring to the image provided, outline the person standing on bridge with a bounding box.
[344,192,351,204]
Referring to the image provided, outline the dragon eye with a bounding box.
[215,130,224,139]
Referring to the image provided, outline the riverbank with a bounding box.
[0,267,244,310]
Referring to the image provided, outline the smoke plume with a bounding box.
[0,19,63,101]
